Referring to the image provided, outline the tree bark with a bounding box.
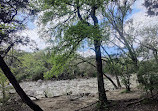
[77,56,118,89]
[115,75,122,88]
[103,74,118,89]
[0,56,43,111]
[2,80,6,104]
[90,6,108,108]
[126,84,131,92]
[116,28,138,67]
[153,51,158,64]
[94,40,108,107]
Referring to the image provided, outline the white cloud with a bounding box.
[132,0,145,11]
[77,49,95,57]
[16,28,48,52]
[131,12,158,30]
[130,0,158,30]
[128,0,158,47]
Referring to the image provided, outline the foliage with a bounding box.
[7,49,97,81]
[102,0,138,67]
[30,0,111,82]
[44,53,97,79]
[0,0,29,47]
[65,21,102,40]
[11,50,48,81]
[143,0,158,16]
[136,26,158,64]
[43,53,70,79]
[104,56,135,91]
[121,59,136,92]
[138,61,158,95]
[0,1,44,110]
[0,70,11,105]
[77,56,97,77]
[104,57,122,76]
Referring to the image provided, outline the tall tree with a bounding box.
[136,26,158,64]
[103,0,138,67]
[0,0,43,110]
[32,0,110,108]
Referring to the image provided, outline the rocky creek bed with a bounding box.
[18,76,138,100]
[1,76,151,111]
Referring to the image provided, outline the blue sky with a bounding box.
[19,0,158,57]
[27,21,36,29]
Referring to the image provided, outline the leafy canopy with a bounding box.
[31,0,110,78]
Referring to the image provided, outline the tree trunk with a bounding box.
[103,73,118,89]
[114,25,138,67]
[126,84,131,92]
[115,75,122,88]
[94,40,108,107]
[90,6,108,109]
[153,51,158,64]
[126,74,131,92]
[0,56,43,111]
[2,80,6,104]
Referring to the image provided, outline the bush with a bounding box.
[0,70,11,105]
[138,61,158,95]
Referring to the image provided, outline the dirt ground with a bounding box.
[34,88,143,111]
[0,77,157,111]
[1,88,158,111]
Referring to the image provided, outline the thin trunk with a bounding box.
[116,28,138,66]
[153,51,158,64]
[94,40,108,107]
[0,56,43,111]
[90,6,108,108]
[2,43,14,58]
[77,56,118,89]
[126,73,131,92]
[126,85,131,92]
[103,74,118,89]
[115,75,122,88]
[126,76,131,92]
[2,80,6,104]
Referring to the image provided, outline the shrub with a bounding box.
[138,61,158,95]
[0,70,11,105]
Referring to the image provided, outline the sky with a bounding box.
[18,0,158,57]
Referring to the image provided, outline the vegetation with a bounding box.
[0,0,158,111]
[0,0,43,110]
[0,70,10,105]
[138,61,158,96]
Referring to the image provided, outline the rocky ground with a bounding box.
[18,75,138,100]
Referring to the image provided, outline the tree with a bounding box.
[121,58,135,92]
[135,25,158,94]
[0,0,43,110]
[101,46,122,89]
[136,26,158,64]
[0,69,9,105]
[103,57,122,89]
[76,54,119,89]
[102,0,138,67]
[32,0,110,108]
[143,0,158,16]
[0,57,43,111]
[138,60,158,96]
